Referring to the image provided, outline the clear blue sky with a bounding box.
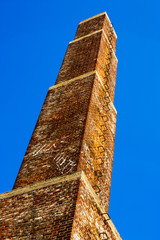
[0,1,159,239]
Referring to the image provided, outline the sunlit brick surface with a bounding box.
[0,178,79,239]
[96,33,117,102]
[55,32,117,103]
[78,74,117,212]
[13,74,95,189]
[13,72,116,213]
[71,176,119,240]
[0,172,121,239]
[74,12,117,52]
[55,32,101,85]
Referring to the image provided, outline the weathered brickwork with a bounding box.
[96,33,117,103]
[13,72,116,213]
[71,173,120,239]
[0,12,120,239]
[14,74,95,189]
[55,32,101,85]
[78,74,117,212]
[0,176,80,239]
[55,31,117,102]
[0,172,121,239]
[13,11,118,212]
[74,12,117,53]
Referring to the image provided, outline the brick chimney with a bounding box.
[0,12,121,239]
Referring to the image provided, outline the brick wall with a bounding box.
[0,174,80,239]
[55,32,101,84]
[78,74,117,212]
[74,13,117,52]
[13,72,116,213]
[0,172,121,239]
[13,74,95,189]
[55,29,117,103]
[71,173,120,239]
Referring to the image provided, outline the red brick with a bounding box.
[0,172,121,239]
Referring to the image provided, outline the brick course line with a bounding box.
[49,70,117,114]
[49,70,96,90]
[69,29,102,44]
[0,171,82,200]
[79,12,117,39]
[69,29,117,61]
